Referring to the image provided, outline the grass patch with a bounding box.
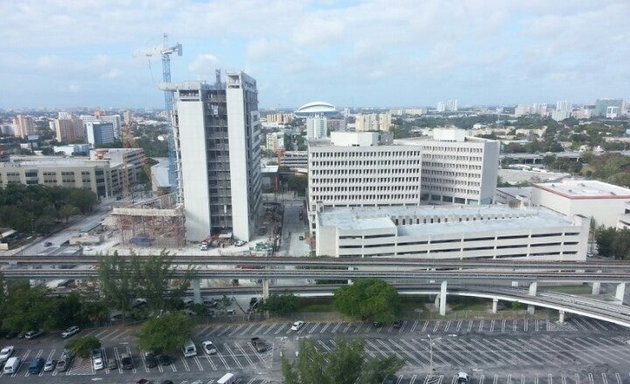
[298,297,336,313]
[543,284,592,294]
[448,296,489,311]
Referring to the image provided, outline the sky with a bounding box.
[1,0,629,110]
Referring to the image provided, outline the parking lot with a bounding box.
[0,316,628,383]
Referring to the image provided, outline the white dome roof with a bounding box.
[296,101,336,113]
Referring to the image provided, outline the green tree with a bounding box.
[1,285,56,331]
[98,251,138,317]
[334,279,400,323]
[612,229,630,260]
[66,336,101,358]
[282,338,404,384]
[136,312,193,354]
[262,293,301,316]
[136,250,192,311]
[596,226,616,258]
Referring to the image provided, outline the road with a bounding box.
[0,316,629,384]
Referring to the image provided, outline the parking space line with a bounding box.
[526,338,581,367]
[354,323,364,334]
[571,337,625,364]
[202,352,218,371]
[223,344,244,369]
[251,323,268,335]
[342,322,353,333]
[239,324,257,336]
[552,338,600,365]
[602,373,609,384]
[454,338,500,367]
[387,338,424,366]
[490,320,496,332]
[478,320,484,332]
[235,343,258,369]
[196,325,212,337]
[400,339,431,365]
[364,339,389,358]
[274,324,288,335]
[307,322,320,334]
[181,354,191,371]
[455,320,462,332]
[421,321,429,333]
[438,338,475,367]
[478,374,485,384]
[320,323,331,334]
[588,373,594,384]
[444,320,451,332]
[219,325,236,337]
[466,320,473,333]
[411,320,419,333]
[408,339,449,366]
[316,339,333,352]
[215,351,231,370]
[513,319,518,332]
[331,323,342,334]
[499,338,548,366]
[524,319,529,332]
[501,319,506,332]
[263,324,277,335]
[432,321,441,333]
[410,374,418,384]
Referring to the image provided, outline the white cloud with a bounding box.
[188,54,220,79]
[65,84,80,93]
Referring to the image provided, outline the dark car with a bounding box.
[4,330,18,339]
[157,354,172,366]
[135,380,154,384]
[144,352,158,368]
[28,357,45,374]
[250,337,268,353]
[107,358,117,370]
[44,241,53,247]
[160,381,174,384]
[393,320,403,329]
[120,353,133,370]
[382,374,398,384]
[373,321,383,328]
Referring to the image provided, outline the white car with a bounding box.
[202,340,217,355]
[291,321,305,331]
[93,357,104,371]
[234,240,247,247]
[0,346,14,362]
[61,325,80,338]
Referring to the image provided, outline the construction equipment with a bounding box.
[120,121,153,199]
[143,34,182,195]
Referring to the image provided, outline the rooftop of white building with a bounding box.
[534,179,630,199]
[1,156,108,168]
[319,205,575,234]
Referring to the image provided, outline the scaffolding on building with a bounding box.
[110,193,185,248]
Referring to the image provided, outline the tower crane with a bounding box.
[142,33,182,194]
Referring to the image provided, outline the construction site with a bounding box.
[109,193,185,248]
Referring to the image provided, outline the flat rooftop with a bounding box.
[319,205,575,235]
[534,179,630,199]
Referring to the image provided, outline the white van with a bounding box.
[3,356,20,374]
[217,372,236,384]
[183,339,197,357]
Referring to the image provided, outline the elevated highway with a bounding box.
[3,267,630,283]
[3,255,630,271]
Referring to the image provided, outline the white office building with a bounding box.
[80,114,122,139]
[306,116,328,140]
[85,122,115,146]
[308,131,423,231]
[398,128,500,205]
[163,71,262,241]
[316,205,589,260]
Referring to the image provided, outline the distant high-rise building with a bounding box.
[594,99,623,117]
[13,115,35,138]
[86,122,115,146]
[552,100,572,121]
[355,113,392,132]
[80,114,122,139]
[514,104,531,117]
[54,116,86,143]
[436,101,446,112]
[266,132,285,152]
[446,99,458,112]
[306,116,328,140]
[532,103,548,116]
[163,71,262,241]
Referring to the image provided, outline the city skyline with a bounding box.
[1,0,629,110]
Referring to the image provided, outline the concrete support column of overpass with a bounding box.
[439,281,447,316]
[192,279,202,304]
[527,281,537,315]
[592,281,601,295]
[262,279,270,300]
[558,310,565,324]
[616,283,626,304]
[434,295,440,309]
[511,281,519,287]
[492,298,499,314]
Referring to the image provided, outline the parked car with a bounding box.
[144,352,157,368]
[393,320,403,329]
[250,337,267,353]
[92,356,104,371]
[0,346,14,363]
[25,329,44,339]
[373,322,383,328]
[291,321,305,331]
[157,354,172,366]
[43,359,57,372]
[457,372,470,384]
[202,340,217,355]
[135,380,154,384]
[120,352,133,370]
[234,240,246,247]
[4,330,18,339]
[61,325,80,338]
[28,357,45,374]
[107,358,117,370]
